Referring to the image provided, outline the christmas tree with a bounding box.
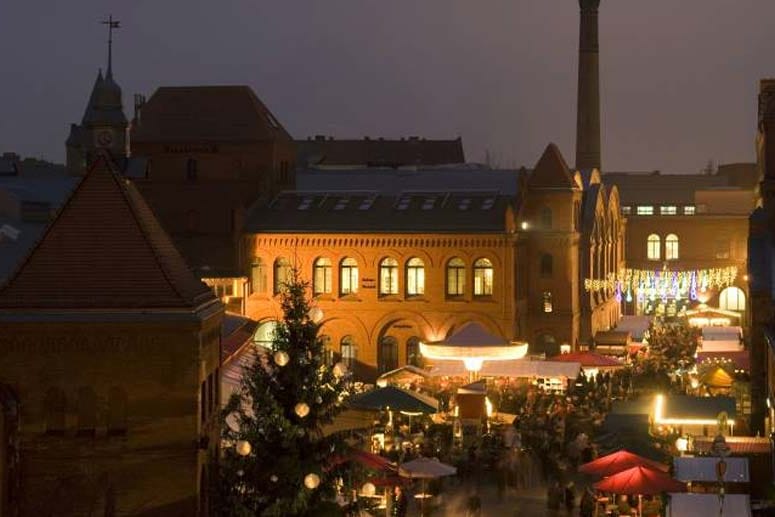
[218,272,349,516]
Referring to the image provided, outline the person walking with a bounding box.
[391,485,407,517]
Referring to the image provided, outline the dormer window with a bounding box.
[298,197,314,210]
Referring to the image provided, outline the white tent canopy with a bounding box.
[702,326,742,341]
[667,493,751,517]
[615,315,652,342]
[429,359,580,380]
[673,457,749,483]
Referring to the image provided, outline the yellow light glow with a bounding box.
[653,394,730,427]
[485,397,494,417]
[419,341,528,372]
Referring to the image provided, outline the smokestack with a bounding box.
[575,0,602,172]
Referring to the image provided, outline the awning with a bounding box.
[696,350,750,371]
[699,366,733,388]
[673,457,749,483]
[349,386,439,414]
[614,315,652,341]
[594,330,632,347]
[693,436,771,455]
[429,359,580,379]
[667,494,751,517]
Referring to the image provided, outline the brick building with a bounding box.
[0,156,223,516]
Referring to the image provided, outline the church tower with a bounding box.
[66,17,128,175]
[575,0,602,172]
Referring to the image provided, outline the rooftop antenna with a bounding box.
[101,15,120,78]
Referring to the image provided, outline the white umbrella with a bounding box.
[399,457,457,479]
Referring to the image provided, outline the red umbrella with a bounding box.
[579,449,669,477]
[551,351,624,368]
[351,450,397,472]
[593,465,686,495]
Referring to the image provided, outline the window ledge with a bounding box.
[445,295,468,302]
[378,295,402,302]
[338,294,362,302]
[405,295,429,302]
[472,295,495,302]
[314,294,336,301]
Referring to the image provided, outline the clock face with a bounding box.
[96,130,114,148]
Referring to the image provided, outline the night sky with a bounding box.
[2,0,773,172]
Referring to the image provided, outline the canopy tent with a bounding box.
[419,322,528,373]
[593,330,634,356]
[579,449,669,478]
[593,465,686,495]
[667,494,751,517]
[429,359,580,380]
[699,366,733,389]
[551,351,625,369]
[673,457,749,483]
[685,305,742,328]
[322,408,376,437]
[696,350,750,372]
[614,315,652,342]
[376,365,431,387]
[398,457,457,479]
[700,326,743,352]
[349,386,439,414]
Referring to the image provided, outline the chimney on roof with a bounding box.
[133,94,146,123]
[314,135,325,141]
[364,136,370,141]
[409,136,419,141]
[575,0,602,172]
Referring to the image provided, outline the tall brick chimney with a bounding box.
[575,0,602,172]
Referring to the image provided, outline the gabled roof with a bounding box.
[0,154,217,310]
[528,143,577,190]
[132,85,291,142]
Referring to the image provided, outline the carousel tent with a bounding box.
[428,359,580,380]
[667,493,751,517]
[419,322,528,372]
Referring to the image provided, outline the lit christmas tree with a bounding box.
[218,272,349,516]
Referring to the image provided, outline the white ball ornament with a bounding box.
[294,402,310,418]
[332,362,347,378]
[361,482,376,496]
[235,440,252,457]
[274,350,290,367]
[270,474,278,483]
[304,473,321,490]
[308,306,324,324]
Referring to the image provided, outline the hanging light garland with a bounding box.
[584,266,738,302]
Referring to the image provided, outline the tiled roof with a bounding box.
[296,136,465,167]
[132,86,291,142]
[0,154,217,310]
[527,143,577,190]
[693,436,771,455]
[603,172,730,205]
[246,190,513,233]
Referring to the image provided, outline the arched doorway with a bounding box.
[719,286,746,312]
[378,336,399,374]
[252,321,279,349]
[533,334,559,357]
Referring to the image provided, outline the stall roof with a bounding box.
[674,457,749,483]
[594,330,632,346]
[702,326,742,340]
[693,436,771,455]
[659,395,737,420]
[615,315,652,341]
[551,351,625,368]
[696,350,750,371]
[667,494,751,517]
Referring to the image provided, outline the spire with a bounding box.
[575,0,602,172]
[101,15,120,79]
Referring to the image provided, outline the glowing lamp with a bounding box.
[295,402,310,418]
[274,350,290,367]
[307,307,324,324]
[304,473,321,490]
[235,440,252,457]
[560,344,571,355]
[675,437,689,453]
[361,482,376,497]
[520,221,529,230]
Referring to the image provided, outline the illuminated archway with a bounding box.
[719,286,746,312]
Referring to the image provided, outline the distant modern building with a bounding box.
[296,135,465,168]
[0,155,223,516]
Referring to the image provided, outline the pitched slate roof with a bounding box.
[0,154,217,310]
[246,190,513,233]
[132,86,291,142]
[296,136,465,167]
[528,143,578,190]
[603,171,729,205]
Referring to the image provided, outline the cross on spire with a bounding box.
[101,15,120,78]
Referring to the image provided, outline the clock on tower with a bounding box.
[95,129,115,149]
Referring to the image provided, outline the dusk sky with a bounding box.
[1,0,773,172]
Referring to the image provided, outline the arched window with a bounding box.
[473,258,494,296]
[719,286,746,311]
[379,258,399,296]
[44,388,66,435]
[186,158,198,180]
[107,386,128,436]
[406,258,425,296]
[77,387,97,436]
[446,257,466,296]
[273,257,292,294]
[252,321,278,348]
[540,206,553,229]
[313,257,332,295]
[665,234,679,260]
[647,234,661,261]
[340,336,358,369]
[406,337,422,367]
[540,253,553,277]
[340,257,359,295]
[379,336,399,373]
[543,291,553,313]
[319,335,335,366]
[533,334,559,357]
[251,258,266,294]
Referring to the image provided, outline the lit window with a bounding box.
[333,197,349,210]
[481,197,496,210]
[684,205,696,215]
[340,336,357,369]
[636,206,654,216]
[379,258,399,295]
[406,257,425,296]
[660,206,677,215]
[312,257,332,295]
[298,197,313,210]
[421,196,436,210]
[665,234,679,260]
[446,257,466,296]
[543,291,553,313]
[621,206,632,215]
[473,258,494,296]
[647,234,661,261]
[339,257,359,295]
[273,257,292,294]
[540,206,552,229]
[719,286,746,311]
[251,259,266,294]
[540,253,553,278]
